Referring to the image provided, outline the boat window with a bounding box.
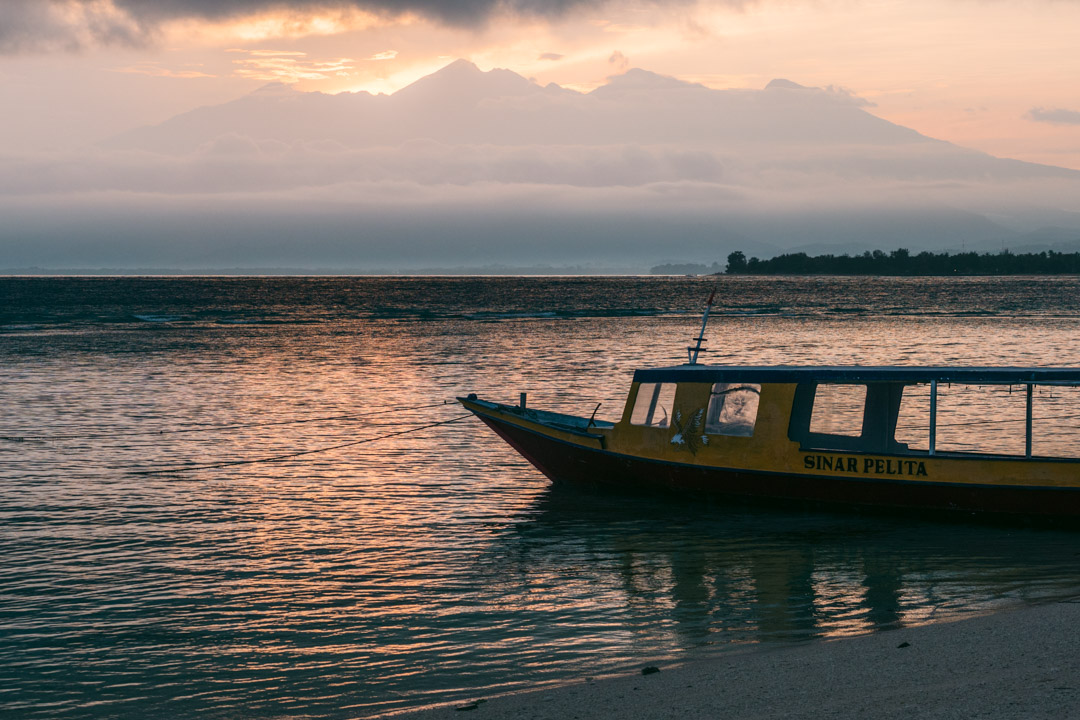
[1032,385,1080,458]
[936,384,1027,456]
[899,383,1080,457]
[809,384,867,437]
[705,383,761,436]
[630,382,677,428]
[894,383,931,451]
[791,382,906,453]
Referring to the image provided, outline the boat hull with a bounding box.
[474,411,1080,520]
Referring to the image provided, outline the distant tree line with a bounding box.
[722,248,1080,275]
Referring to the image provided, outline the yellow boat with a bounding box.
[460,299,1080,519]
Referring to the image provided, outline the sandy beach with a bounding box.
[390,599,1080,720]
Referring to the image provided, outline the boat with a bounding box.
[459,295,1080,519]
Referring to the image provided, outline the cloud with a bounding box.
[538,52,563,60]
[608,50,628,71]
[247,49,308,56]
[112,62,216,78]
[231,49,355,82]
[0,141,730,197]
[371,50,398,60]
[824,85,876,108]
[3,170,1079,270]
[0,0,149,53]
[1028,107,1080,126]
[0,0,684,53]
[3,131,1080,270]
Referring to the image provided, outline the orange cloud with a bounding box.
[112,61,215,78]
[231,50,356,82]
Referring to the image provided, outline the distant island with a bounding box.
[653,249,1080,275]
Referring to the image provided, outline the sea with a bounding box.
[3,275,1080,719]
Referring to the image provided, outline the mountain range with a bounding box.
[112,60,939,151]
[108,60,1076,185]
[2,60,1079,270]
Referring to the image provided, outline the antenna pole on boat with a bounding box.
[688,289,716,365]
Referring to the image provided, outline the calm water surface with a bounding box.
[3,276,1080,719]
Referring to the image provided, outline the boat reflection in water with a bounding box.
[493,486,1080,653]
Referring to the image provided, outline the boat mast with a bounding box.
[687,289,716,365]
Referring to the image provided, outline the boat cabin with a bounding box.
[613,366,1080,464]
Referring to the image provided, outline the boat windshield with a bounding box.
[705,383,760,436]
[630,382,677,428]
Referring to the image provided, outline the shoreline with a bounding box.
[383,599,1080,719]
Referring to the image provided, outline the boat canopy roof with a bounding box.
[633,365,1080,385]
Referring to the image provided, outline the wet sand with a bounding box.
[389,599,1080,720]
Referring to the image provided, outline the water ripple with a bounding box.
[3,277,1080,718]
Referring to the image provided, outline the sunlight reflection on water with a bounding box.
[2,276,1080,718]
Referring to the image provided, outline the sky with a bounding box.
[2,0,1080,270]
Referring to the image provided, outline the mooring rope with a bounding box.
[0,400,457,443]
[127,413,474,476]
